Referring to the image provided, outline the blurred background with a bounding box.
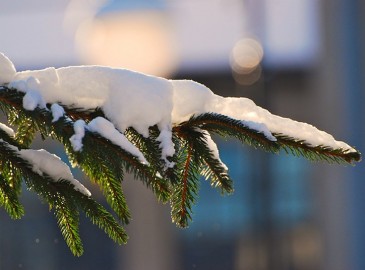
[0,0,364,269]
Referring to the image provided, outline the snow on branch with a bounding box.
[18,148,91,196]
[0,52,357,160]
[0,51,361,255]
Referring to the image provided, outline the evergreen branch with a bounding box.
[50,104,172,199]
[170,128,203,228]
[13,119,37,148]
[0,88,55,140]
[170,142,197,227]
[175,113,280,153]
[50,100,169,202]
[194,132,234,194]
[0,87,168,213]
[164,133,184,185]
[81,131,170,203]
[274,133,361,164]
[0,122,22,149]
[61,107,171,202]
[74,194,128,244]
[6,109,37,148]
[0,129,25,219]
[0,173,24,219]
[0,73,361,257]
[125,126,165,175]
[176,125,234,194]
[53,193,83,256]
[175,113,361,164]
[73,134,131,224]
[125,126,173,200]
[0,140,83,255]
[53,105,171,201]
[0,138,127,255]
[181,143,193,220]
[63,106,104,122]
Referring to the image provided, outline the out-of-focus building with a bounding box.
[0,1,364,270]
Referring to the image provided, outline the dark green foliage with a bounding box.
[170,134,200,227]
[181,112,280,153]
[0,173,24,219]
[274,133,362,163]
[0,86,361,255]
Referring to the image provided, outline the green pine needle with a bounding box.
[170,140,200,228]
[0,85,361,256]
[75,194,128,245]
[274,133,361,164]
[53,195,83,256]
[0,174,24,219]
[176,113,361,164]
[176,112,280,153]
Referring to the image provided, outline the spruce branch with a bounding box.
[0,140,83,255]
[0,88,130,220]
[73,193,128,245]
[80,130,170,203]
[125,127,165,176]
[176,113,361,164]
[14,119,37,148]
[170,139,200,228]
[194,131,233,194]
[72,132,132,224]
[53,104,171,202]
[0,70,361,258]
[274,133,361,164]
[0,173,24,219]
[0,139,127,255]
[176,113,280,153]
[0,86,168,206]
[53,192,83,256]
[0,129,25,219]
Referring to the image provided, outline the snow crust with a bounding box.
[0,52,16,85]
[88,117,148,164]
[0,52,356,159]
[170,80,276,141]
[51,103,65,122]
[19,149,91,196]
[70,120,86,152]
[0,123,15,137]
[201,129,228,171]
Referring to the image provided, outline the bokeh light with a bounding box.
[230,38,264,85]
[75,10,178,77]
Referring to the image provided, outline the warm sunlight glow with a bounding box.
[75,11,178,77]
[230,38,264,85]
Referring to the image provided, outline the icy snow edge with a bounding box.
[0,138,90,196]
[19,148,91,196]
[0,52,357,156]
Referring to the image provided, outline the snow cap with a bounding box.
[0,52,16,85]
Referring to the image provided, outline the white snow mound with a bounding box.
[0,52,356,157]
[0,53,16,85]
[19,149,91,196]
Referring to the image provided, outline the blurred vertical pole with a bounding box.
[261,73,279,270]
[338,0,365,270]
[315,1,350,269]
[118,177,181,270]
[237,0,280,268]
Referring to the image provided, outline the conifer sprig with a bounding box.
[0,85,361,255]
[177,112,280,153]
[0,173,24,219]
[0,138,128,256]
[274,133,361,164]
[170,138,200,228]
[170,126,233,227]
[176,112,361,164]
